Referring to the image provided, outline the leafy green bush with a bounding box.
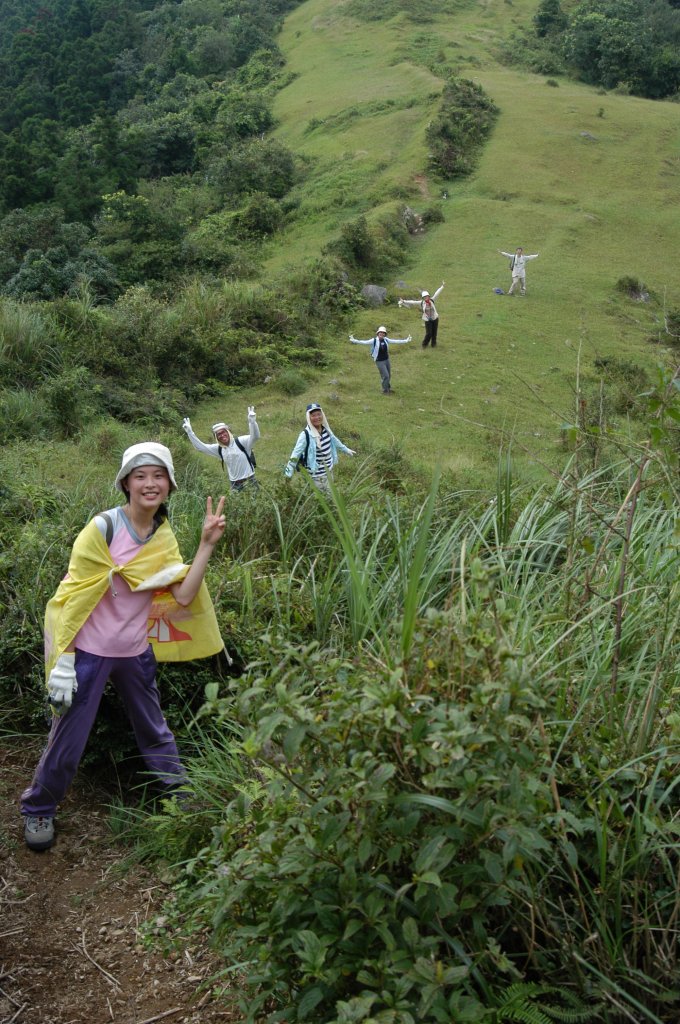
[276,367,308,396]
[425,78,499,179]
[210,138,296,202]
[172,581,618,1024]
[615,275,648,299]
[41,366,99,438]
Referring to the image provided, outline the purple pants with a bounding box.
[21,647,185,817]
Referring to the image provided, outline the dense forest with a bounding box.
[513,0,680,97]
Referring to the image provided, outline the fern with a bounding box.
[493,984,598,1024]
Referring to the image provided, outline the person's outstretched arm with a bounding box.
[171,496,226,606]
[431,282,444,301]
[387,334,412,344]
[284,431,307,477]
[498,250,513,258]
[182,417,220,458]
[349,334,373,344]
[525,253,540,260]
[398,298,422,308]
[333,434,356,456]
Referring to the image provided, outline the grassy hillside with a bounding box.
[177,0,679,488]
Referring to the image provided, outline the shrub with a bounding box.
[592,356,650,416]
[0,300,64,386]
[426,77,498,179]
[0,388,51,441]
[173,597,591,1023]
[277,368,308,396]
[210,138,296,202]
[41,366,99,438]
[615,275,648,300]
[233,193,284,238]
[420,204,446,225]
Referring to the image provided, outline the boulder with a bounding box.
[362,284,387,306]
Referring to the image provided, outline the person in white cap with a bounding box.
[21,442,226,851]
[182,406,260,491]
[284,403,355,491]
[497,247,539,295]
[349,325,411,394]
[398,282,445,347]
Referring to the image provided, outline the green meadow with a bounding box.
[171,0,679,489]
[2,0,678,495]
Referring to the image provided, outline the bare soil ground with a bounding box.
[0,739,239,1024]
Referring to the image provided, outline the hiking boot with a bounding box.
[24,814,55,851]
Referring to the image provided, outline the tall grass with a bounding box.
[127,446,680,1020]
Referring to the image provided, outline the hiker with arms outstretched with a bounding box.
[349,324,411,394]
[398,282,445,347]
[497,247,539,295]
[284,403,355,491]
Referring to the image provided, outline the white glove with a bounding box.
[398,299,403,307]
[182,417,191,433]
[347,448,356,456]
[47,653,77,713]
[247,406,256,419]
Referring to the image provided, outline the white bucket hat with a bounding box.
[212,421,230,435]
[115,442,178,493]
[421,290,430,298]
[376,326,387,334]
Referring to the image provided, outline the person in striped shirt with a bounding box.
[284,403,355,491]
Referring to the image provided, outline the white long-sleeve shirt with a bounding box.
[501,252,539,276]
[399,283,444,321]
[184,419,260,482]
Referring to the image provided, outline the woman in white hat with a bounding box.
[21,442,226,851]
[398,281,445,347]
[349,325,411,394]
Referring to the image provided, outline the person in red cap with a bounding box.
[398,282,445,347]
[349,325,411,394]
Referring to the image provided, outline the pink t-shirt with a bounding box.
[75,509,158,658]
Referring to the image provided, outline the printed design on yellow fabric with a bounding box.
[44,518,223,680]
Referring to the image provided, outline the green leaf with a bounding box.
[402,916,419,949]
[282,722,306,761]
[298,985,325,1018]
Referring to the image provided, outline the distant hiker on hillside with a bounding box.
[497,247,539,295]
[182,407,260,491]
[349,325,411,394]
[398,282,445,348]
[284,403,355,491]
[21,442,226,851]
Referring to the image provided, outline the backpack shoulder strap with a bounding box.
[234,436,255,470]
[100,511,114,547]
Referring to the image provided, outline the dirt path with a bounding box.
[0,740,239,1024]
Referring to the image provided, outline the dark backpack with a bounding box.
[295,428,311,472]
[219,437,256,472]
